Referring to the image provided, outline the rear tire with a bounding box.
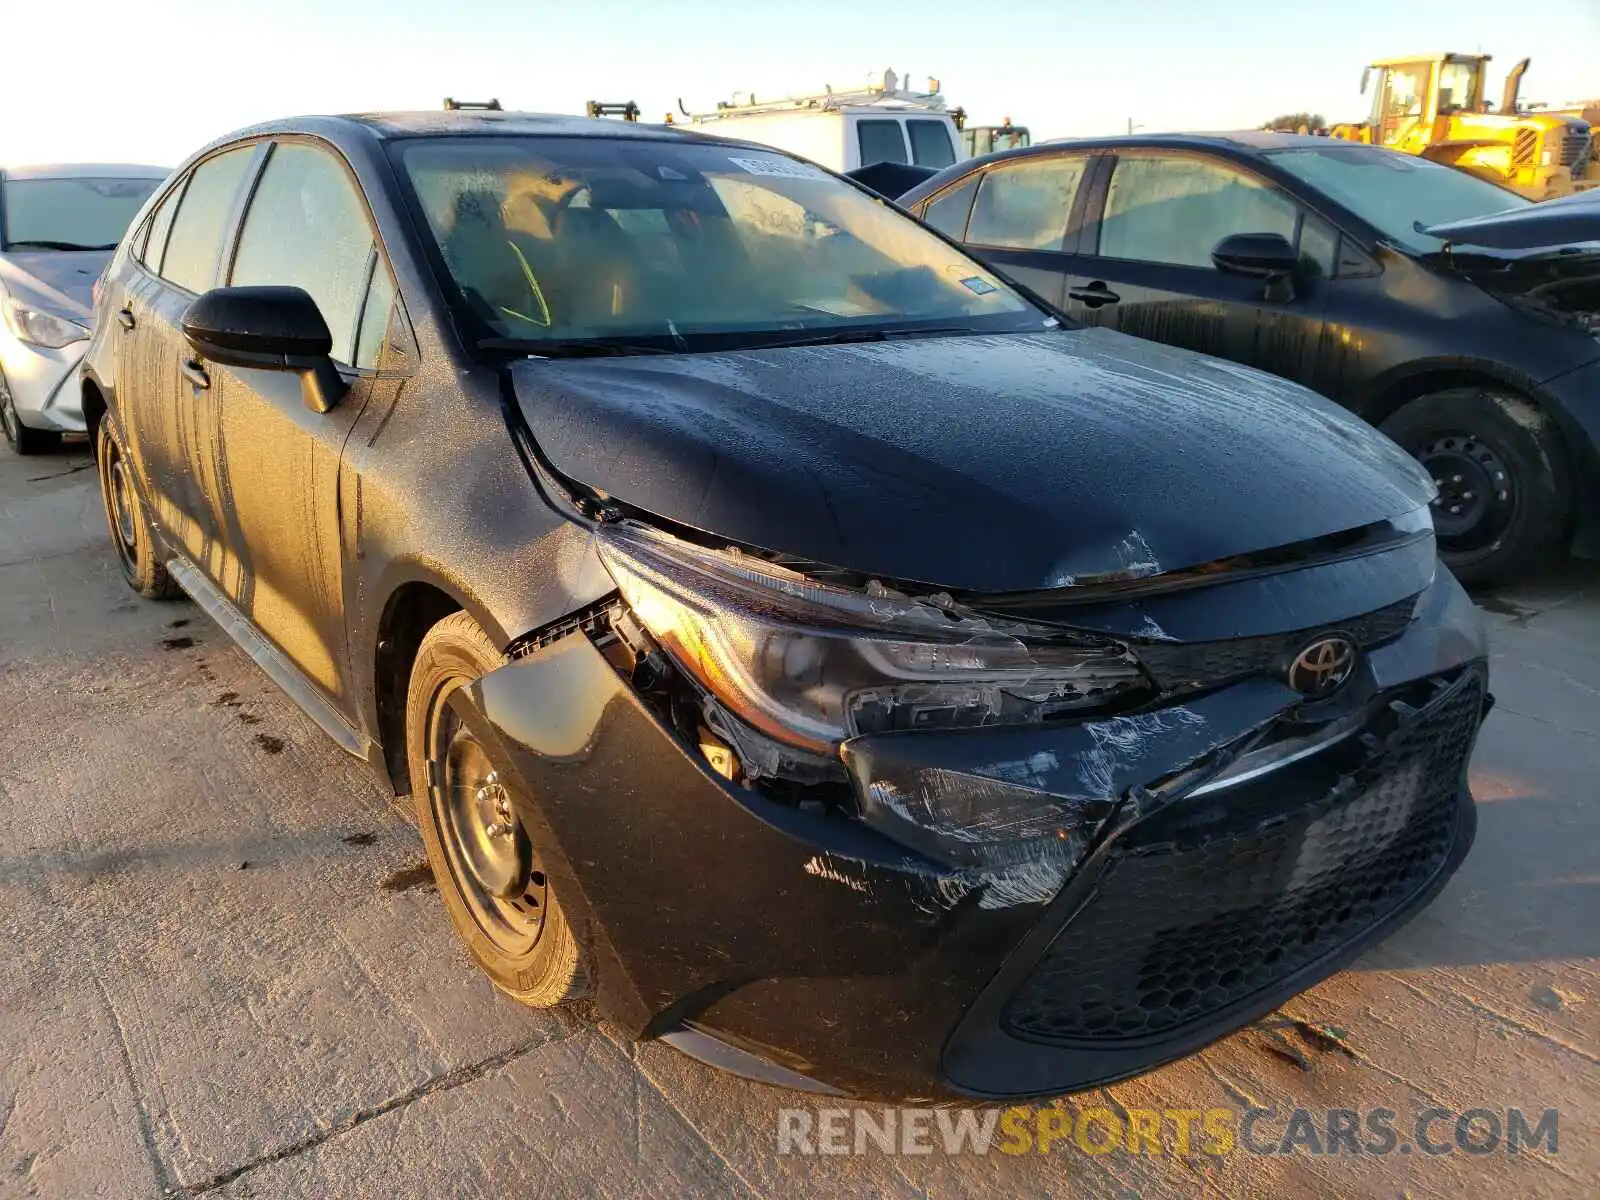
[95,414,181,599]
[405,611,587,1007]
[1380,389,1572,587]
[1,370,61,455]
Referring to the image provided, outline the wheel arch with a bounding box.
[1353,359,1548,430]
[369,573,479,796]
[81,376,109,452]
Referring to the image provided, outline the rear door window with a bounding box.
[857,120,910,167]
[229,141,379,365]
[907,120,957,168]
[966,155,1087,251]
[138,178,187,273]
[920,174,980,240]
[160,147,255,293]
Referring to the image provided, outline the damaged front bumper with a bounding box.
[455,568,1488,1101]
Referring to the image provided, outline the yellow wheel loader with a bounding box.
[1329,54,1595,200]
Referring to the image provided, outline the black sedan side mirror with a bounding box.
[1212,232,1298,278]
[182,286,348,413]
[1212,232,1301,302]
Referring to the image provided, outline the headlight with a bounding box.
[595,523,1148,759]
[1541,148,1554,166]
[1,298,89,349]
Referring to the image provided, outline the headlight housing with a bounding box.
[1,297,89,349]
[595,523,1149,765]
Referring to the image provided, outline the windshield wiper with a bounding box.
[477,336,676,359]
[4,240,117,251]
[737,324,988,351]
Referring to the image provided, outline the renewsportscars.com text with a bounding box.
[776,1105,1560,1158]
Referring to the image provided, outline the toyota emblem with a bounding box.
[1287,635,1357,698]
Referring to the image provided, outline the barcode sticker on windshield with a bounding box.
[728,155,824,179]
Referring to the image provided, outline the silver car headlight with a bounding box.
[2,297,89,349]
[595,523,1148,758]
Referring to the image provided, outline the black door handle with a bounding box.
[180,360,211,390]
[116,308,136,330]
[1068,282,1121,307]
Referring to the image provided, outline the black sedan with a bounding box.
[897,133,1600,586]
[83,111,1487,1101]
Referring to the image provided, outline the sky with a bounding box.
[2,0,1596,168]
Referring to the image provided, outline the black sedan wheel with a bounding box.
[1381,389,1572,587]
[406,612,587,1006]
[95,415,181,598]
[1,369,62,456]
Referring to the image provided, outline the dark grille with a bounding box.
[1133,596,1415,693]
[1002,668,1482,1045]
[1558,126,1590,168]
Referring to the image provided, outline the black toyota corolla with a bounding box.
[83,111,1488,1101]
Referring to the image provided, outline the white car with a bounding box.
[1,163,168,453]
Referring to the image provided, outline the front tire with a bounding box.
[95,415,181,599]
[1,370,61,455]
[405,611,587,1007]
[1380,389,1572,587]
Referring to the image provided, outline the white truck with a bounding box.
[679,70,962,173]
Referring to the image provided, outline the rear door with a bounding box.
[1062,150,1335,389]
[853,117,911,169]
[119,144,260,566]
[921,151,1097,307]
[207,139,397,708]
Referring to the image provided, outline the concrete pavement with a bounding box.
[2,440,1596,1198]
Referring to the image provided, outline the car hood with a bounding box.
[0,248,109,320]
[510,328,1434,593]
[1424,190,1600,250]
[1425,196,1600,325]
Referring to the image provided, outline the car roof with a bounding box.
[917,130,1356,186]
[1039,130,1333,154]
[0,162,171,180]
[224,110,732,145]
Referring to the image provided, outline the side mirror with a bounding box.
[1213,232,1300,302]
[1212,232,1299,278]
[1360,66,1371,95]
[182,285,347,413]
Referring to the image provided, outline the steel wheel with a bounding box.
[1417,431,1514,553]
[104,436,141,575]
[426,680,549,958]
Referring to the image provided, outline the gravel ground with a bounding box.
[2,440,1596,1199]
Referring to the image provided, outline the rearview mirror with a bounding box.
[1212,232,1299,278]
[182,286,347,413]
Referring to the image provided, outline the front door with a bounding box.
[1060,151,1335,392]
[205,140,396,707]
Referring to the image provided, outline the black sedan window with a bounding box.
[230,143,378,365]
[967,156,1086,251]
[392,136,1040,351]
[160,147,256,294]
[1097,155,1299,268]
[921,175,980,240]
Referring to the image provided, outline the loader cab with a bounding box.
[1361,55,1493,148]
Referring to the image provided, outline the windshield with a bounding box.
[392,136,1042,353]
[1,176,162,250]
[1264,144,1529,254]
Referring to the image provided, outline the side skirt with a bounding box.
[165,555,373,762]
